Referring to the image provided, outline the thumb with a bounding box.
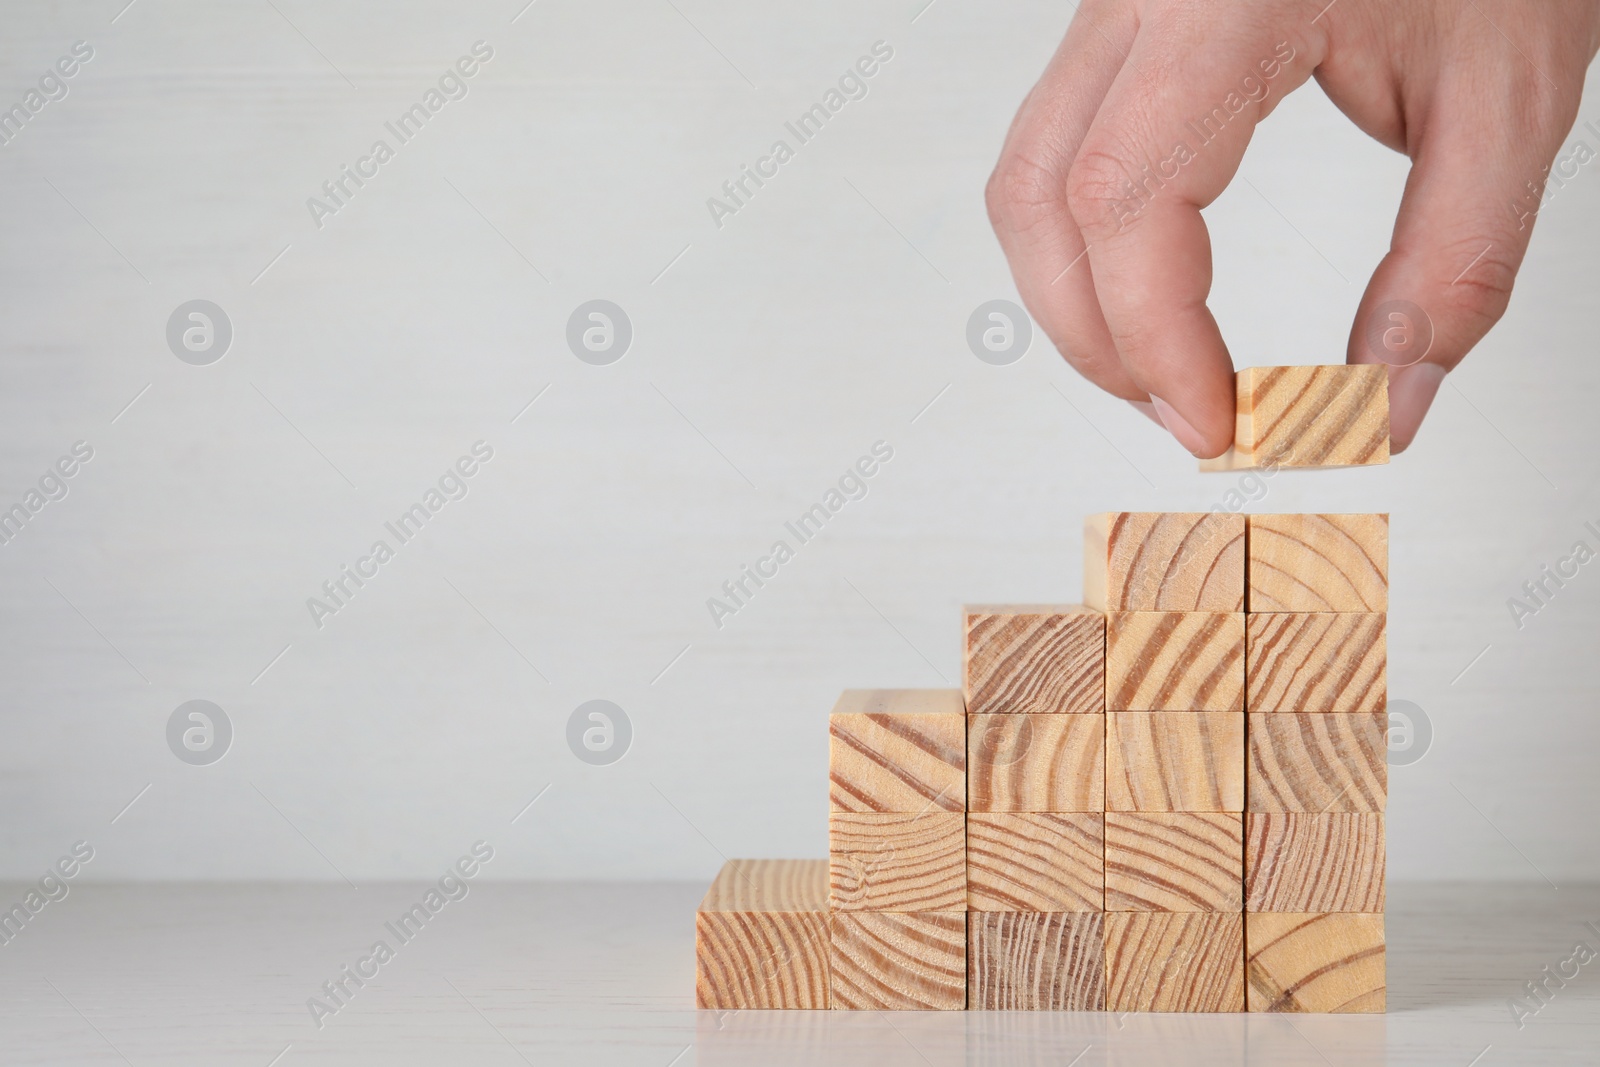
[1346,68,1581,452]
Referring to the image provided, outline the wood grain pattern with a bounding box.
[1200,365,1389,471]
[1107,612,1245,712]
[1246,612,1386,715]
[829,703,966,813]
[1246,814,1385,913]
[829,912,966,1010]
[1085,512,1245,612]
[1107,712,1244,813]
[968,714,1104,813]
[1104,912,1245,1012]
[829,812,966,911]
[963,605,1105,715]
[966,813,1104,912]
[1247,513,1389,612]
[968,912,1105,1010]
[1246,912,1386,1013]
[696,859,831,1009]
[1105,813,1243,913]
[1247,713,1387,813]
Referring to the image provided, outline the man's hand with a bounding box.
[987,0,1600,456]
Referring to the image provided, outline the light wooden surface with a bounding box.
[1199,365,1390,471]
[6,882,1600,1063]
[1104,813,1244,913]
[968,912,1105,1011]
[1247,712,1388,813]
[1107,612,1245,712]
[828,812,966,911]
[1246,814,1386,913]
[1107,712,1245,812]
[1246,912,1387,1013]
[1246,513,1390,612]
[966,813,1104,912]
[829,912,967,1010]
[696,859,831,1009]
[829,702,967,813]
[963,605,1105,716]
[1246,612,1387,715]
[1084,513,1245,612]
[967,714,1104,812]
[1103,912,1246,1013]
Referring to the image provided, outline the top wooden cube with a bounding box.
[829,690,966,813]
[1085,513,1245,612]
[1248,514,1389,612]
[1200,365,1389,471]
[964,605,1105,715]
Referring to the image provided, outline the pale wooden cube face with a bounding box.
[829,912,967,1010]
[967,714,1103,813]
[1246,513,1389,612]
[1085,512,1245,612]
[829,709,966,813]
[967,912,1104,1011]
[1106,612,1245,712]
[1103,912,1245,1013]
[1246,712,1388,813]
[1104,813,1243,913]
[963,606,1105,715]
[1245,813,1386,913]
[966,812,1103,912]
[1246,913,1386,1013]
[1246,612,1387,716]
[828,811,966,912]
[1106,712,1245,813]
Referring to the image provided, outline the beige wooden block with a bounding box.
[1107,712,1244,812]
[1247,713,1387,813]
[829,811,965,912]
[696,859,831,1009]
[1246,613,1386,715]
[968,714,1104,813]
[1200,365,1389,471]
[967,813,1104,912]
[1104,912,1245,1012]
[1107,612,1244,712]
[1105,813,1243,913]
[963,605,1105,715]
[829,691,966,812]
[1247,513,1389,612]
[1246,913,1386,1013]
[830,912,966,1010]
[1084,512,1245,612]
[1246,814,1385,913]
[968,912,1105,1010]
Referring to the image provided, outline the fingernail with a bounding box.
[1127,399,1164,427]
[1387,362,1446,454]
[1149,395,1210,456]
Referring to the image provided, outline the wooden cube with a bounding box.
[1105,813,1243,912]
[968,912,1105,1010]
[1106,712,1244,812]
[829,911,966,1010]
[1199,365,1389,471]
[1246,814,1385,913]
[963,605,1105,715]
[968,714,1104,812]
[1104,912,1245,1012]
[696,859,831,1009]
[1107,612,1244,712]
[1247,713,1387,813]
[1247,514,1389,612]
[967,813,1103,912]
[1084,512,1245,612]
[828,811,965,911]
[1246,913,1386,1013]
[1246,613,1386,716]
[829,690,966,813]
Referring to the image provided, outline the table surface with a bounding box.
[0,880,1594,1065]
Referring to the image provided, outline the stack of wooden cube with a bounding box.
[1090,512,1249,1012]
[1242,513,1389,1012]
[694,515,1387,1013]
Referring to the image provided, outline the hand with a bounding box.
[986,0,1600,456]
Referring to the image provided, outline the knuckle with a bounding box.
[985,149,1069,237]
[1065,147,1140,238]
[1438,236,1519,325]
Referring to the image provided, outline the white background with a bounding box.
[2,0,1597,885]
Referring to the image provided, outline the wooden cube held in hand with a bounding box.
[1201,365,1389,471]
